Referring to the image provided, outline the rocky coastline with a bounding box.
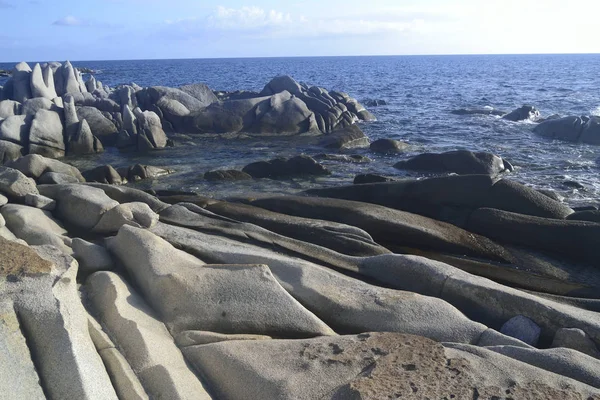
[1,60,600,399]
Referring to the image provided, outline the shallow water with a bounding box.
[2,55,599,205]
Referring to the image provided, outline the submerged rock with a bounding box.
[242,155,330,179]
[370,138,409,154]
[203,169,252,182]
[394,150,511,175]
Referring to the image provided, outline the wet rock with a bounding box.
[203,169,252,181]
[503,105,540,121]
[82,165,124,185]
[370,138,409,153]
[566,210,600,223]
[318,124,369,150]
[116,164,174,182]
[394,150,510,175]
[353,173,395,184]
[500,315,541,346]
[242,155,330,179]
[451,107,506,116]
[314,153,371,163]
[363,99,387,107]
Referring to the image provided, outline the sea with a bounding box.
[1,55,599,205]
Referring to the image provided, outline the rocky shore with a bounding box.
[1,60,600,399]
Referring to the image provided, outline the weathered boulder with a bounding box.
[72,238,114,273]
[75,106,118,145]
[0,204,71,253]
[22,97,59,116]
[318,124,369,149]
[30,63,58,100]
[0,166,38,199]
[11,62,32,103]
[7,154,84,182]
[92,202,158,233]
[0,140,24,163]
[394,150,511,175]
[82,165,124,185]
[38,171,80,184]
[133,109,167,149]
[503,105,540,121]
[466,207,600,264]
[24,193,56,210]
[0,99,21,118]
[0,115,30,145]
[551,328,600,358]
[108,225,334,337]
[28,109,65,158]
[500,315,542,346]
[370,138,409,153]
[175,330,271,347]
[38,184,119,229]
[68,119,104,155]
[249,91,318,134]
[179,83,218,107]
[84,183,170,213]
[86,271,212,399]
[184,332,600,400]
[205,201,390,257]
[203,169,252,181]
[242,155,330,179]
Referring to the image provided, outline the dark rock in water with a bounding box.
[249,195,511,261]
[116,164,174,182]
[204,169,252,182]
[466,207,600,264]
[82,165,124,185]
[451,108,506,117]
[502,105,540,122]
[533,115,600,145]
[537,114,561,123]
[537,189,564,202]
[214,90,260,101]
[205,201,389,257]
[573,205,598,212]
[363,99,387,107]
[369,138,409,154]
[354,174,395,184]
[562,180,585,190]
[566,210,600,223]
[304,175,574,223]
[242,155,330,179]
[314,154,371,163]
[0,69,10,77]
[318,125,369,150]
[393,150,510,175]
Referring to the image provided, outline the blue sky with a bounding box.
[0,0,598,61]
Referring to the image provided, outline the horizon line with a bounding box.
[1,52,599,65]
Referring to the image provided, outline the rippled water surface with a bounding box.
[2,55,599,204]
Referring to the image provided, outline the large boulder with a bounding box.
[0,115,30,145]
[394,150,511,175]
[249,91,318,135]
[11,62,32,103]
[532,115,600,144]
[22,97,59,116]
[75,106,118,145]
[179,83,218,107]
[28,109,65,158]
[7,154,84,182]
[92,202,158,233]
[318,124,369,149]
[133,109,167,149]
[0,166,38,199]
[0,140,24,163]
[68,119,104,155]
[370,138,409,154]
[242,155,330,179]
[30,63,58,100]
[38,184,119,229]
[0,99,21,118]
[203,169,252,182]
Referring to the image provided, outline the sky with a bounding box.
[0,0,599,62]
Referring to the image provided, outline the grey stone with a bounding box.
[179,83,218,106]
[68,119,104,155]
[107,225,335,337]
[122,104,137,135]
[82,165,124,185]
[86,271,212,400]
[0,140,24,163]
[552,328,600,358]
[0,115,30,144]
[62,95,79,139]
[28,109,65,158]
[12,62,32,103]
[500,315,541,346]
[370,138,409,153]
[203,169,252,181]
[0,193,7,206]
[38,171,80,184]
[175,330,271,347]
[24,193,56,210]
[133,109,167,148]
[92,202,158,233]
[318,124,369,149]
[0,99,21,118]
[30,63,58,100]
[394,150,510,175]
[503,105,540,121]
[1,204,71,253]
[72,238,114,273]
[7,154,84,181]
[22,97,58,116]
[0,166,38,199]
[38,184,119,229]
[75,106,118,144]
[83,183,170,213]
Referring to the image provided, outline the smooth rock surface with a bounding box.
[500,315,542,346]
[0,166,39,199]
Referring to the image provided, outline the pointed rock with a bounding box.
[30,63,58,99]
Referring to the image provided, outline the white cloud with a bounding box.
[52,16,88,27]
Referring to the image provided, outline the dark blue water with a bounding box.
[2,55,599,204]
